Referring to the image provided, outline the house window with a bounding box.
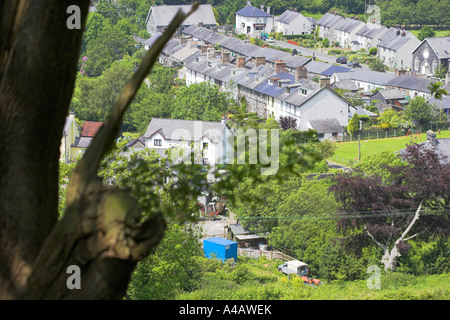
[203,142,208,150]
[432,60,437,73]
[154,139,162,146]
[414,57,420,71]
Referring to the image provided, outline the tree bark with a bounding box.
[0,0,199,299]
[0,0,90,298]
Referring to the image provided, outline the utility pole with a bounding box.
[358,120,362,161]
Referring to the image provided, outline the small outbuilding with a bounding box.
[203,237,238,262]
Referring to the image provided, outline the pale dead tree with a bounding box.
[0,0,199,299]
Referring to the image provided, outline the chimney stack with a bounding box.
[295,67,307,81]
[255,56,266,67]
[261,4,264,11]
[274,60,286,73]
[237,55,246,69]
[427,130,438,146]
[319,77,330,88]
[201,44,208,53]
[207,46,215,58]
[401,31,406,37]
[396,67,407,76]
[221,50,231,64]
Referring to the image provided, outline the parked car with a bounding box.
[266,37,275,44]
[292,49,302,56]
[348,60,361,68]
[336,56,347,64]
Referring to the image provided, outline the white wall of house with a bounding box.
[146,127,234,166]
[275,15,312,35]
[335,24,364,48]
[330,74,387,92]
[236,15,273,36]
[297,89,351,131]
[378,39,419,70]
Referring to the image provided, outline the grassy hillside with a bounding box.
[176,257,450,300]
[329,130,450,166]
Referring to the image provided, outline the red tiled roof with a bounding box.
[81,121,103,137]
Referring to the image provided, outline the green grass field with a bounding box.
[409,29,450,38]
[329,130,450,166]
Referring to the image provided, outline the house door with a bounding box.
[421,61,430,75]
[247,26,251,34]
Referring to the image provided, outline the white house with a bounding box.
[275,10,313,35]
[352,23,388,51]
[235,2,274,37]
[377,27,420,70]
[251,68,354,139]
[332,17,365,48]
[330,68,396,92]
[385,74,437,99]
[316,12,343,41]
[142,118,234,167]
[60,112,81,163]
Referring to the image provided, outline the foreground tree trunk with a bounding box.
[0,0,198,299]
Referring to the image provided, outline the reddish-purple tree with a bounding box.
[330,143,450,271]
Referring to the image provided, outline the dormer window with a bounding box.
[286,87,291,94]
[269,79,275,85]
[299,88,307,95]
[208,61,212,67]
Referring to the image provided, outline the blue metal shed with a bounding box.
[203,237,238,262]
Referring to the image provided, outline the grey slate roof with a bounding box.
[147,5,217,27]
[236,5,272,17]
[235,64,275,90]
[276,10,301,24]
[144,32,162,47]
[373,88,406,100]
[72,137,92,148]
[356,23,387,39]
[144,118,229,144]
[182,26,311,69]
[171,45,200,62]
[386,75,434,93]
[309,119,344,133]
[425,37,450,59]
[316,13,343,28]
[334,18,364,33]
[378,34,414,51]
[333,69,396,86]
[330,79,359,91]
[428,97,450,109]
[400,136,450,165]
